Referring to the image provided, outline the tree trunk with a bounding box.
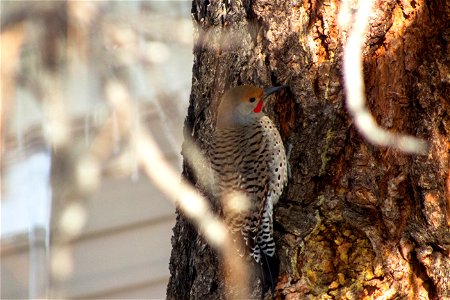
[167,1,450,299]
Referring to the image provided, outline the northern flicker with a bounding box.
[210,85,288,272]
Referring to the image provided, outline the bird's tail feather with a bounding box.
[260,252,280,294]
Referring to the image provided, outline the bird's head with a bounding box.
[216,85,287,128]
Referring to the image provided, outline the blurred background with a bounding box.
[1,1,193,298]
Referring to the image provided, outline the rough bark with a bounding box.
[167,1,450,299]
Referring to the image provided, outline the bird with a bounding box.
[209,84,288,290]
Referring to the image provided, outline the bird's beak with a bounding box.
[263,85,289,99]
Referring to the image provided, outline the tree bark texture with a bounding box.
[167,1,450,299]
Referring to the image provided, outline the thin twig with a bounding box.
[104,80,250,299]
[343,0,429,155]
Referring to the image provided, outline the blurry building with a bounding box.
[1,2,192,298]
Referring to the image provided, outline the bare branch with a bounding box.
[104,80,250,299]
[342,0,429,155]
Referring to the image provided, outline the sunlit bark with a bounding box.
[167,1,449,299]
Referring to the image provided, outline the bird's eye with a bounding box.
[249,97,256,103]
